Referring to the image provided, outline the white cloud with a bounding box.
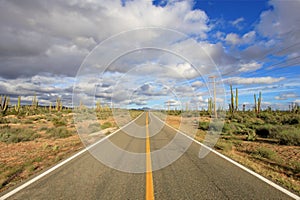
[242,31,256,44]
[238,61,262,72]
[0,0,210,78]
[256,0,300,57]
[225,31,256,46]
[191,80,203,88]
[227,76,285,85]
[275,93,298,100]
[225,33,241,46]
[164,99,181,107]
[294,99,300,104]
[230,17,244,26]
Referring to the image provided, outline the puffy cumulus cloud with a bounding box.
[275,93,298,100]
[135,83,169,97]
[225,33,240,46]
[227,76,285,85]
[238,61,262,72]
[164,99,181,107]
[294,99,300,104]
[0,74,74,105]
[256,0,300,57]
[257,0,300,41]
[0,0,210,79]
[191,80,203,88]
[225,31,256,46]
[169,63,199,79]
[230,17,244,27]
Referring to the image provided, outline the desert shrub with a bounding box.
[0,118,8,124]
[230,123,247,135]
[258,112,278,124]
[96,111,113,120]
[46,127,72,138]
[88,122,101,133]
[255,125,270,138]
[198,121,209,130]
[52,117,67,127]
[292,161,300,174]
[5,117,21,124]
[256,147,277,160]
[222,122,233,134]
[166,110,182,116]
[246,130,257,141]
[254,124,282,138]
[101,122,112,129]
[230,114,244,123]
[39,126,48,131]
[273,127,300,146]
[209,121,224,131]
[0,126,40,143]
[283,117,299,125]
[215,140,232,152]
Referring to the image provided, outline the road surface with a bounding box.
[1,112,297,199]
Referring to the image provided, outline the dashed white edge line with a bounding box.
[151,112,300,200]
[0,113,144,200]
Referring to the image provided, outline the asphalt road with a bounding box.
[2,112,297,199]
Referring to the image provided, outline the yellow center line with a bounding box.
[146,112,155,200]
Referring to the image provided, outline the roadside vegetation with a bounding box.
[163,86,300,195]
[0,95,142,193]
[164,110,300,195]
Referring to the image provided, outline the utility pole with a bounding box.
[209,76,217,118]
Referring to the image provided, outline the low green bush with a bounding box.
[101,122,112,129]
[51,117,67,127]
[273,127,300,146]
[198,121,209,130]
[209,121,224,131]
[0,126,40,143]
[88,122,101,133]
[46,127,72,138]
[257,112,278,124]
[246,130,257,141]
[256,147,277,160]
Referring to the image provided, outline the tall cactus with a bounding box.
[254,94,257,113]
[253,92,262,113]
[257,91,262,113]
[14,96,21,114]
[0,95,9,115]
[230,84,234,113]
[32,94,38,110]
[56,97,62,111]
[96,100,102,112]
[235,88,238,111]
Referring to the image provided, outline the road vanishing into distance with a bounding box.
[1,112,298,200]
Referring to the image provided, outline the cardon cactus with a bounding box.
[258,91,262,113]
[254,92,262,113]
[254,94,257,113]
[32,94,38,110]
[0,95,9,115]
[235,88,238,111]
[230,84,234,113]
[14,96,21,114]
[56,97,62,111]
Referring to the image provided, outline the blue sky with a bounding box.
[0,0,299,110]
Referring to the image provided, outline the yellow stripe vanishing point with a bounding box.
[146,112,155,200]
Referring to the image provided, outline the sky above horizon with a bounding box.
[0,0,299,110]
